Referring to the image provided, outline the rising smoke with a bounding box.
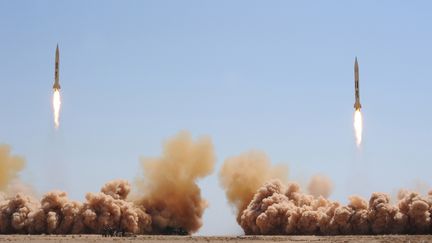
[219,151,288,221]
[0,132,215,234]
[219,151,432,235]
[134,131,215,234]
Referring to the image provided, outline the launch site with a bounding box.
[1,1,432,243]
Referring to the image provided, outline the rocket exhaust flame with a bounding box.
[52,89,61,129]
[354,109,363,147]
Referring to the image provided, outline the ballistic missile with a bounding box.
[53,45,61,91]
[354,57,361,110]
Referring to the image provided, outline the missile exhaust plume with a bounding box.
[52,89,61,129]
[354,109,363,147]
[0,132,215,235]
[219,151,432,235]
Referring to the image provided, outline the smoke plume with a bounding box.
[0,132,215,235]
[134,131,215,234]
[220,151,432,235]
[219,151,288,222]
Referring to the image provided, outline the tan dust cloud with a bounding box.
[240,179,432,234]
[219,150,432,235]
[135,131,215,234]
[0,179,153,234]
[307,174,333,198]
[0,132,215,235]
[219,151,288,222]
[223,174,432,235]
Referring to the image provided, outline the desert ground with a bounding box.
[0,235,432,243]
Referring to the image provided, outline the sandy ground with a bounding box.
[0,235,432,243]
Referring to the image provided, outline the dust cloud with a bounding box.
[219,151,432,235]
[134,131,215,234]
[219,151,288,221]
[307,174,333,198]
[0,132,215,235]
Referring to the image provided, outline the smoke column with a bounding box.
[0,132,215,235]
[134,131,215,234]
[220,151,432,235]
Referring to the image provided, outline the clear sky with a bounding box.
[1,0,432,235]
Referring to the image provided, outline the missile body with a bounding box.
[53,45,61,91]
[354,57,361,110]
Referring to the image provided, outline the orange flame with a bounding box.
[53,90,61,129]
[354,109,363,147]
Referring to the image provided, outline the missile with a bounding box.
[353,57,361,110]
[53,45,61,91]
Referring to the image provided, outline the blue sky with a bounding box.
[1,0,432,235]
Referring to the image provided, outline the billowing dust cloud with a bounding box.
[220,152,432,235]
[0,180,151,234]
[134,131,215,234]
[219,151,288,221]
[0,132,215,234]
